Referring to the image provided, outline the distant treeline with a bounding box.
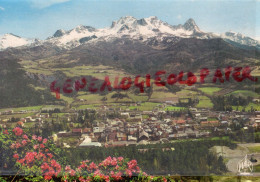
[212,95,253,111]
[41,108,61,113]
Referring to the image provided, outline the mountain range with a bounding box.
[0,16,259,50]
[0,16,259,108]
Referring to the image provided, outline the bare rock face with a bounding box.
[53,29,66,38]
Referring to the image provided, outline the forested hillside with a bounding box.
[0,58,56,108]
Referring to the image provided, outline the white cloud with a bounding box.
[0,6,5,11]
[177,15,182,19]
[255,36,260,41]
[28,0,71,9]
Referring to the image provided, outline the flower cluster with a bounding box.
[6,127,61,180]
[65,165,76,176]
[4,127,151,181]
[40,159,62,180]
[127,159,140,176]
[76,156,145,182]
[12,127,23,136]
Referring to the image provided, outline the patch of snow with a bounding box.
[0,33,32,49]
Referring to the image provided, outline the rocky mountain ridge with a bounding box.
[1,16,259,50]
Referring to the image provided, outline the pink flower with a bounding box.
[69,169,76,176]
[22,140,27,145]
[117,157,123,162]
[89,162,97,170]
[86,176,92,182]
[51,159,58,167]
[33,144,38,150]
[136,166,140,173]
[142,172,148,176]
[41,162,50,171]
[15,142,21,149]
[79,176,86,182]
[115,165,119,170]
[23,134,28,140]
[127,160,137,170]
[65,165,71,171]
[13,154,19,159]
[100,156,113,167]
[113,172,123,180]
[36,152,45,160]
[43,138,48,144]
[24,152,37,164]
[111,157,117,166]
[12,127,23,136]
[47,153,53,159]
[104,175,110,182]
[40,144,45,148]
[17,159,25,164]
[10,143,15,149]
[125,169,132,178]
[44,175,52,180]
[3,130,9,135]
[32,135,37,140]
[93,169,101,176]
[38,136,42,142]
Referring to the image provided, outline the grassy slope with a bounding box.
[198,87,222,95]
[227,90,259,98]
[196,96,213,108]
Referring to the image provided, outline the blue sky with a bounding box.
[0,0,259,40]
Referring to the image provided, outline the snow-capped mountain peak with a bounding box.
[46,24,98,48]
[0,33,33,50]
[1,17,208,50]
[53,29,66,38]
[221,31,260,47]
[144,16,160,24]
[109,16,138,33]
[1,16,259,51]
[183,18,200,32]
[117,16,137,23]
[105,16,199,39]
[74,25,96,32]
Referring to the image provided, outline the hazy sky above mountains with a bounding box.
[0,0,259,40]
